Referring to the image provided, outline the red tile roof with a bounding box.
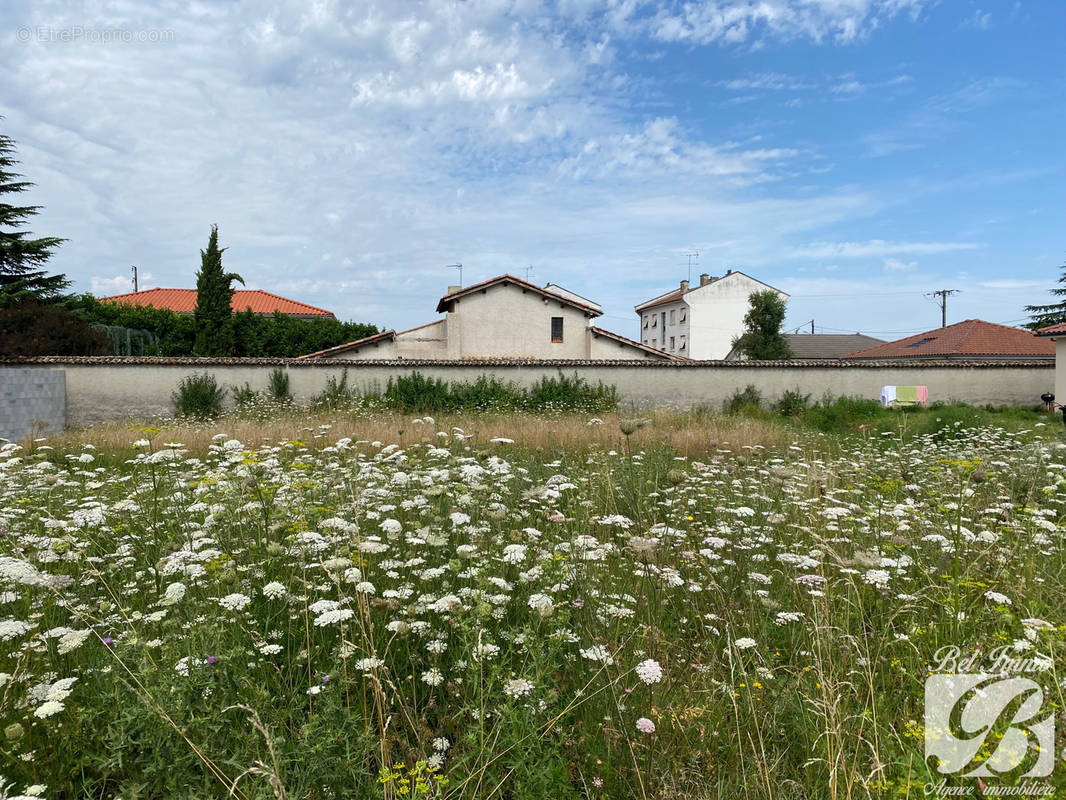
[100,288,335,318]
[435,274,603,317]
[634,289,684,312]
[1036,322,1066,336]
[844,319,1054,359]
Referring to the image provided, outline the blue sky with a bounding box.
[1,0,1063,340]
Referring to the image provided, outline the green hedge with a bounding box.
[64,294,378,357]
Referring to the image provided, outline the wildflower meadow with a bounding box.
[1,410,1065,798]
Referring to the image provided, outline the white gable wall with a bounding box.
[446,282,594,359]
[686,273,788,360]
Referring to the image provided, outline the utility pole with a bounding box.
[131,265,138,293]
[927,289,959,328]
[447,262,463,288]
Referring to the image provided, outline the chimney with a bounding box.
[680,279,689,292]
[699,273,711,287]
[726,269,732,275]
[446,285,461,294]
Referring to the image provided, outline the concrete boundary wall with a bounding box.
[0,358,1055,430]
[0,368,66,441]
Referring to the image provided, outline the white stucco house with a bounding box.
[300,274,684,361]
[1036,322,1066,401]
[634,270,789,360]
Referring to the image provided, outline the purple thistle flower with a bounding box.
[102,637,114,645]
[206,655,218,664]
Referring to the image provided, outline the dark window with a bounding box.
[551,317,563,342]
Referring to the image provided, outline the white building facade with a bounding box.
[302,275,683,361]
[634,270,789,360]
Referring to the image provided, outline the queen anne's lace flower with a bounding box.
[217,593,251,612]
[635,659,663,685]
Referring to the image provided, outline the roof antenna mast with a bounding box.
[683,250,699,284]
[131,265,138,293]
[524,265,534,282]
[447,262,463,288]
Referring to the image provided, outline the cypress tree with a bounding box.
[730,290,793,360]
[0,123,69,304]
[192,225,243,356]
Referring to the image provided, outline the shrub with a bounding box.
[267,368,292,403]
[172,373,225,419]
[383,372,451,412]
[802,394,889,433]
[311,371,356,411]
[773,388,811,417]
[724,384,763,414]
[525,372,617,412]
[378,371,620,413]
[232,382,259,409]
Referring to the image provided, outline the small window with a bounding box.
[651,317,657,327]
[680,335,686,350]
[669,336,675,350]
[669,310,676,324]
[652,339,657,348]
[680,310,686,323]
[551,317,563,343]
[642,316,648,329]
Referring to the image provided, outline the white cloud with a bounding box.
[91,273,154,296]
[963,9,992,29]
[0,0,981,336]
[791,240,980,259]
[718,72,814,91]
[883,258,917,271]
[647,0,929,46]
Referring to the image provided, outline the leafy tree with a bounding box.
[1025,257,1066,330]
[730,290,792,360]
[0,123,69,304]
[192,225,243,356]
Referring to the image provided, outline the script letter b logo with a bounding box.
[925,674,1054,778]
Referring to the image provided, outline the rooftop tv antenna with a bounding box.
[447,262,463,288]
[926,288,959,328]
[524,265,534,281]
[683,250,699,283]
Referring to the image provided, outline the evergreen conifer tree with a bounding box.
[192,225,243,356]
[0,124,69,304]
[1025,258,1066,330]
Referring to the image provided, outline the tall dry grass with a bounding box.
[38,409,790,458]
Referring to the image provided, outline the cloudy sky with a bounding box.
[1,0,1063,339]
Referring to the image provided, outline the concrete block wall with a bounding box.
[0,368,66,442]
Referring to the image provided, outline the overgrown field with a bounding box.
[1,413,1065,798]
